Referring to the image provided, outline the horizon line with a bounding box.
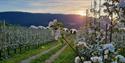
[0,11,86,16]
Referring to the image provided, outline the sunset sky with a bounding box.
[0,0,91,15]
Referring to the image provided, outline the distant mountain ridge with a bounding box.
[0,11,86,29]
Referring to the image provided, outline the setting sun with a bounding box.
[77,11,85,16]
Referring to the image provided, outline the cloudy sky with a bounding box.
[0,0,91,15]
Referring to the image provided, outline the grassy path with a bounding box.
[53,45,75,63]
[0,41,58,63]
[31,34,74,63]
[45,45,67,63]
[53,44,75,63]
[53,35,76,63]
[31,44,63,63]
[20,44,60,63]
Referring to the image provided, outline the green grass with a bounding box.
[53,35,76,63]
[31,44,63,63]
[0,41,58,63]
[53,46,75,63]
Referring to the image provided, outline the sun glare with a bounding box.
[77,11,85,16]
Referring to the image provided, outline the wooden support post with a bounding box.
[110,1,114,43]
[14,47,17,54]
[7,46,10,57]
[110,23,112,42]
[105,24,108,43]
[0,49,2,60]
[19,44,22,53]
[102,49,105,63]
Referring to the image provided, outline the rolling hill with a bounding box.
[0,11,86,29]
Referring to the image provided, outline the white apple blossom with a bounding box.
[70,29,78,34]
[48,21,54,27]
[76,41,90,49]
[88,28,95,34]
[90,56,103,63]
[0,23,54,59]
[104,49,109,54]
[75,0,125,62]
[63,28,69,32]
[104,55,108,59]
[54,29,61,40]
[103,43,115,52]
[46,26,50,29]
[115,55,125,62]
[75,56,81,63]
[99,16,111,31]
[38,26,46,29]
[84,61,92,63]
[75,56,85,63]
[53,19,58,22]
[29,25,38,29]
[118,0,125,8]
